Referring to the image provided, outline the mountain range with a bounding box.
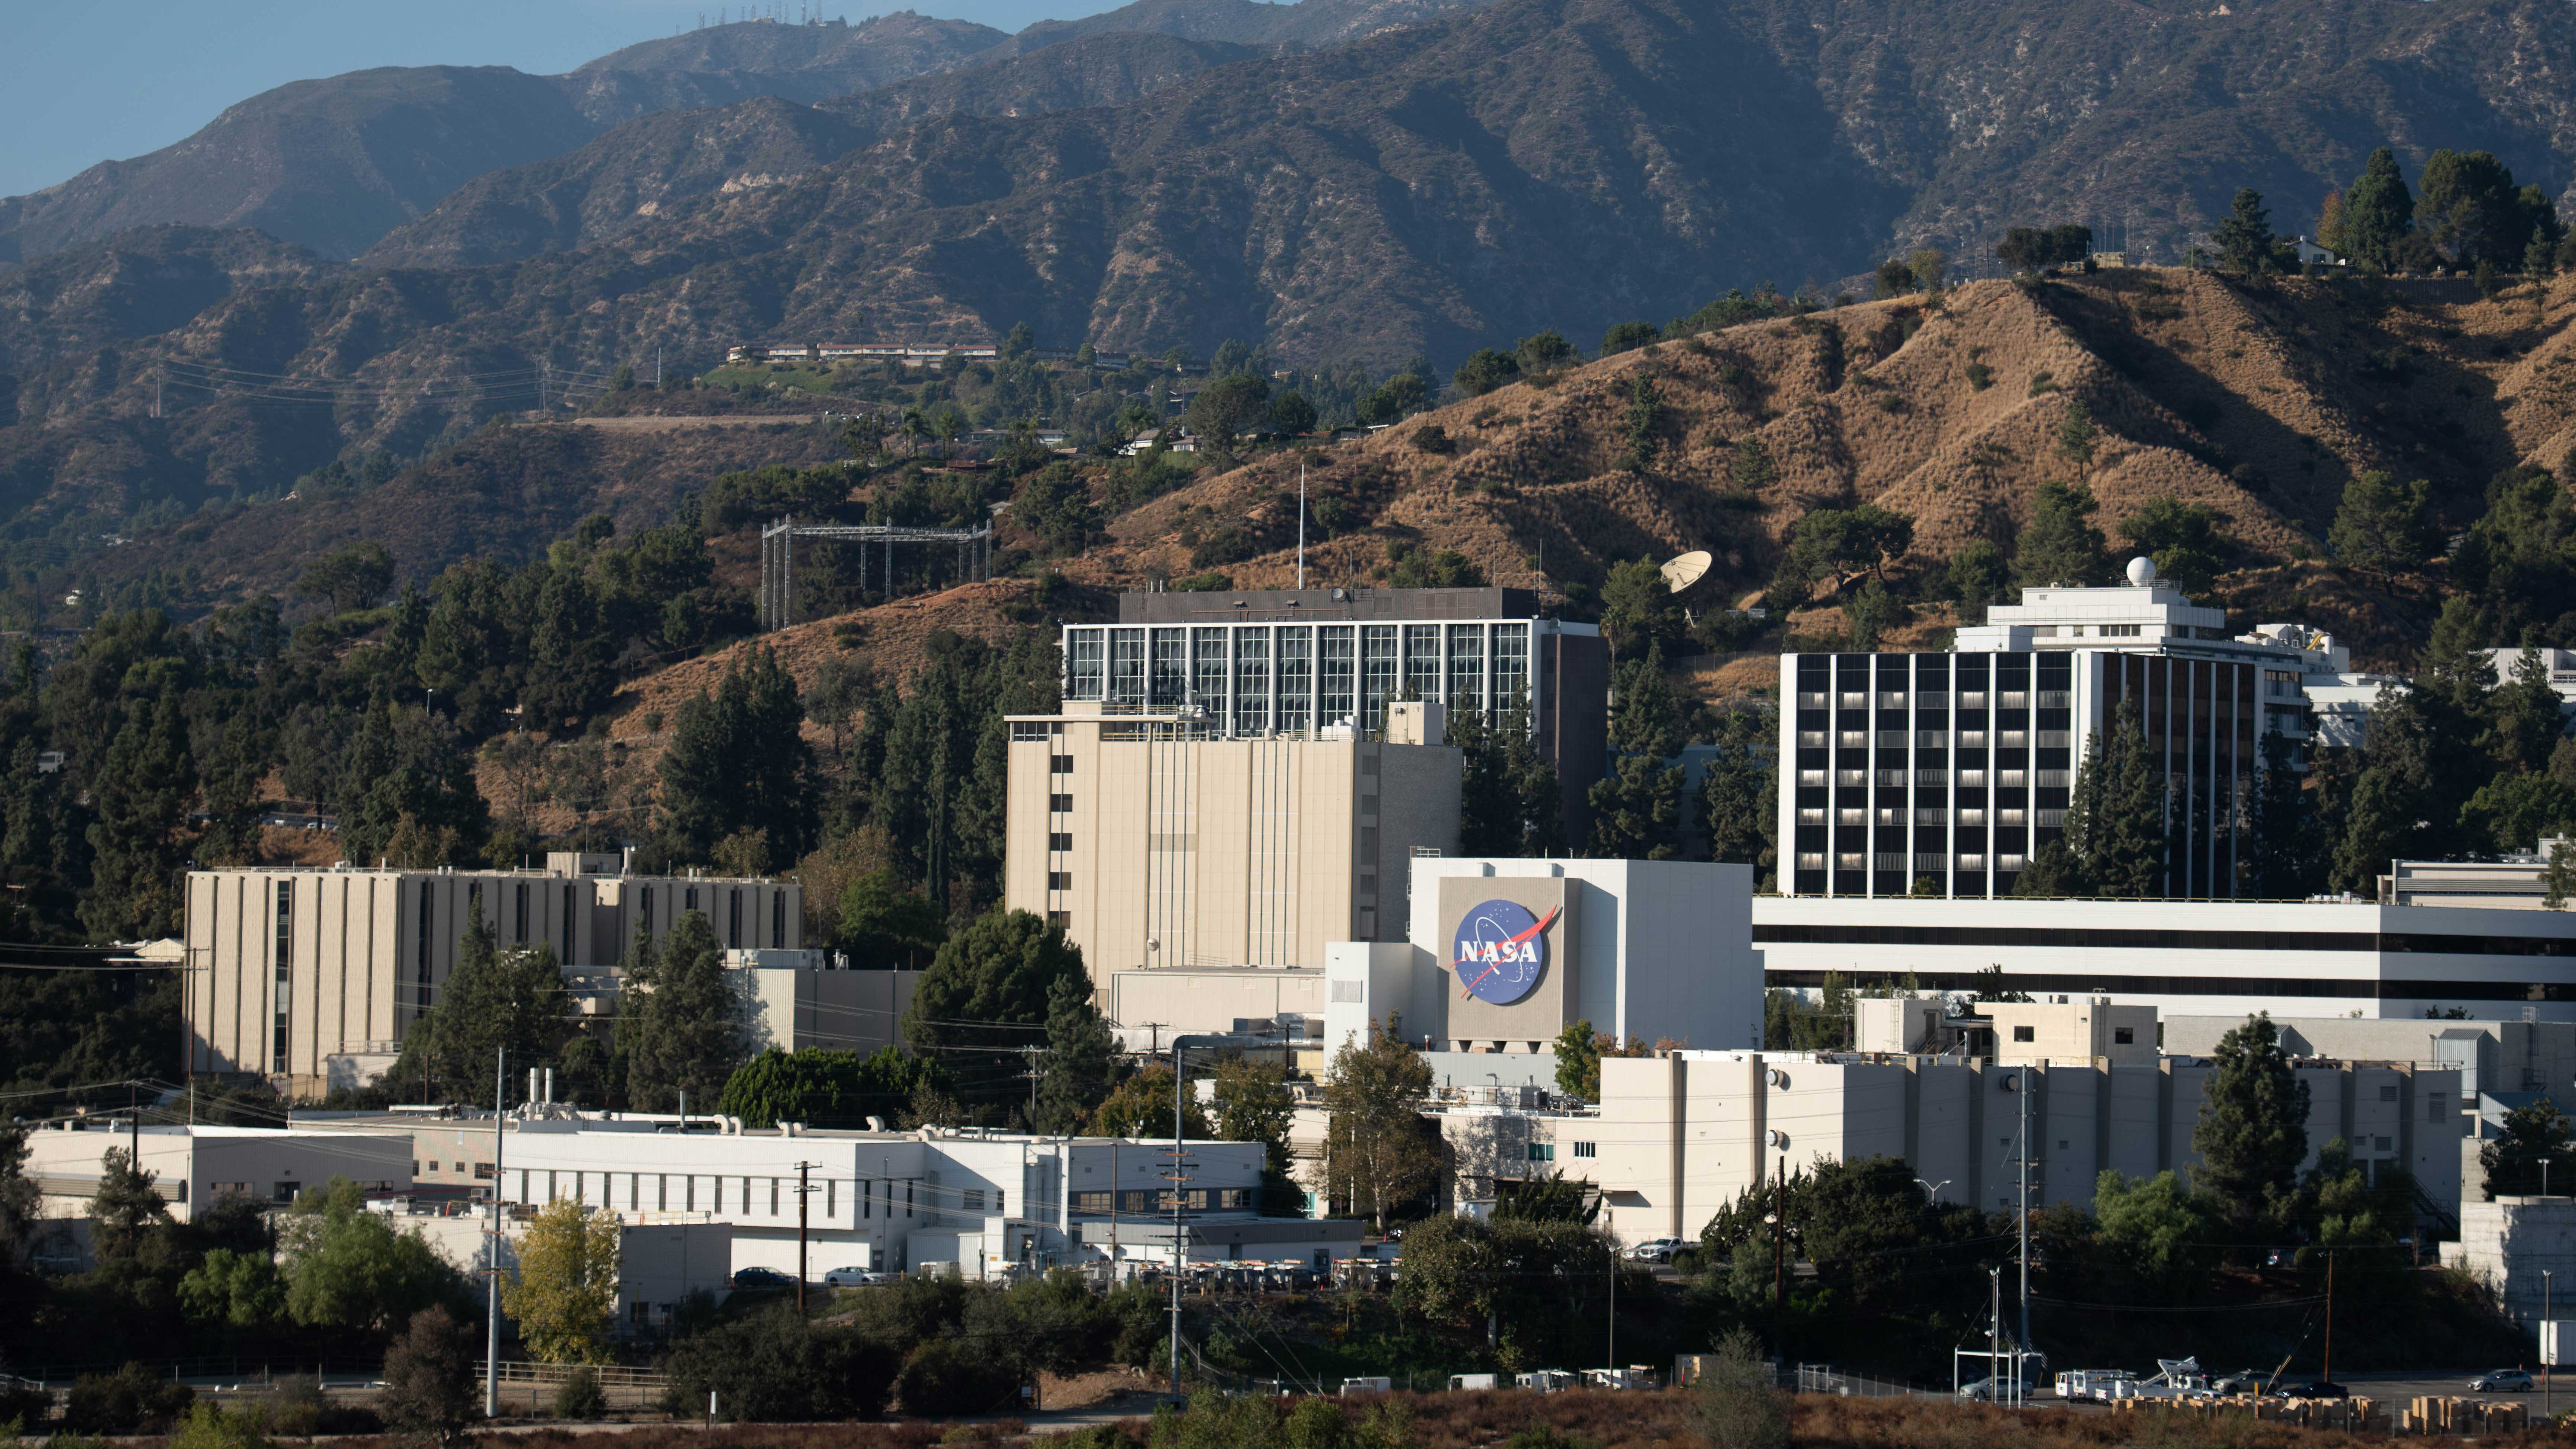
[0,0,1499,268]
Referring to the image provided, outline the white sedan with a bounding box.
[1625,1238,1693,1263]
[822,1266,896,1286]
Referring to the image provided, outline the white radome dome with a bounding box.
[2125,556,2157,586]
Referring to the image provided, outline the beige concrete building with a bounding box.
[1003,702,1459,991]
[1987,998,2159,1065]
[185,853,800,1099]
[1435,1032,2464,1247]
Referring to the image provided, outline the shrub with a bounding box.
[65,1363,195,1434]
[662,1303,898,1422]
[1411,424,1455,454]
[554,1366,608,1420]
[166,1404,269,1449]
[381,1304,478,1446]
[1965,362,1993,391]
[2028,370,2058,397]
[1170,572,1232,592]
[1694,1327,1789,1449]
[895,1336,1023,1417]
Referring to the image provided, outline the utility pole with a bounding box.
[486,1048,505,1420]
[2016,1068,2031,1407]
[793,1162,818,1313]
[1606,1235,1617,1375]
[2322,1250,2335,1387]
[1168,1040,1188,1404]
[1013,1045,1046,1121]
[2547,1269,2556,1417]
[1772,1155,1786,1310]
[1296,464,1307,590]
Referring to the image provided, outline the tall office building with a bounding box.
[1777,559,2337,900]
[1057,586,1606,840]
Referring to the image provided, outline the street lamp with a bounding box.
[1915,1178,1952,1204]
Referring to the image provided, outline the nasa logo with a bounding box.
[1451,899,1559,1005]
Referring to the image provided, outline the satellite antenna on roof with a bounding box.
[1660,550,1712,594]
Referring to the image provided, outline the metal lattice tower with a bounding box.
[758,514,995,630]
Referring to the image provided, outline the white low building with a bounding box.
[1755,893,2576,1021]
[21,1121,413,1223]
[488,1117,1354,1278]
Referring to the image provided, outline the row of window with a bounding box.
[1796,769,2070,788]
[1756,923,2576,958]
[1796,852,2029,872]
[1069,1188,1255,1212]
[1062,622,1533,735]
[1799,808,2068,827]
[1764,965,2576,998]
[1521,1143,1600,1160]
[511,1169,965,1219]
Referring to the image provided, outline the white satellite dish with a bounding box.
[1660,550,1713,594]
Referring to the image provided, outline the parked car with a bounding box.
[822,1266,895,1287]
[2211,1371,2268,1397]
[1627,1238,1693,1263]
[2275,1382,2348,1400]
[1958,1376,2008,1402]
[731,1266,793,1289]
[2469,1370,2535,1393]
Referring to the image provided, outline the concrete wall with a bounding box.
[1536,1051,2464,1249]
[1988,999,2158,1065]
[2164,1016,2576,1098]
[1107,967,1324,1049]
[735,967,917,1057]
[1006,721,1460,981]
[187,866,799,1094]
[2446,1197,2576,1329]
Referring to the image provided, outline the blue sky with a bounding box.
[0,0,1117,198]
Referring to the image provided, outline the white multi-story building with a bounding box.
[1780,560,2376,901]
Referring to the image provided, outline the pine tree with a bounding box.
[1033,973,1119,1133]
[1496,692,1568,856]
[1699,702,1777,880]
[2214,188,2279,274]
[1587,646,1684,860]
[622,911,744,1112]
[2192,1014,2311,1239]
[82,692,194,940]
[2247,730,2323,898]
[2492,642,2566,775]
[2327,471,2436,582]
[2339,148,2415,273]
[903,909,1088,1112]
[2012,482,2109,588]
[1453,701,1518,856]
[522,569,615,729]
[658,648,816,871]
[425,896,565,1105]
[2092,699,2168,897]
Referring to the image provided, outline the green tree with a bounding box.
[657,648,815,871]
[1517,331,1577,371]
[2328,471,2435,581]
[1946,540,2012,608]
[521,568,616,729]
[1624,373,1665,470]
[2191,1014,2311,1239]
[2215,188,2279,274]
[2550,838,2576,911]
[718,1045,943,1128]
[1552,1018,1601,1101]
[2481,1095,2576,1198]
[2014,481,2109,588]
[835,866,947,967]
[1840,577,1909,651]
[1268,390,1317,436]
[2120,496,2229,595]
[1694,1327,1790,1449]
[418,897,561,1104]
[1087,1061,1207,1139]
[1034,973,1120,1134]
[2492,641,2567,775]
[381,1305,478,1447]
[904,909,1087,1112]
[1600,321,1659,356]
[1452,349,1522,397]
[1588,646,1685,860]
[1597,557,1684,662]
[280,1179,469,1333]
[0,1120,40,1273]
[81,691,194,940]
[1184,373,1272,451]
[1210,1054,1298,1209]
[2019,697,2164,897]
[2339,148,2416,273]
[296,541,397,614]
[1699,701,1777,880]
[621,911,745,1112]
[2054,398,2098,467]
[2089,1169,2220,1303]
[2248,730,2324,897]
[2418,149,2546,269]
[503,1198,621,1364]
[1324,1021,1439,1229]
[662,1303,897,1421]
[1770,505,1915,607]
